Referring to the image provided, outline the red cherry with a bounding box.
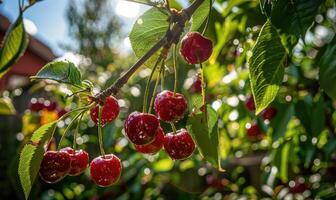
[90,96,120,126]
[39,151,71,183]
[43,100,57,111]
[154,90,187,122]
[246,122,263,140]
[180,32,213,64]
[245,95,255,111]
[57,108,68,118]
[29,98,44,112]
[289,180,308,194]
[134,127,164,154]
[124,112,159,145]
[190,75,202,93]
[90,154,122,187]
[60,147,89,176]
[261,107,277,120]
[163,129,195,160]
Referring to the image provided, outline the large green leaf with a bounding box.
[19,122,57,200]
[319,37,336,100]
[129,8,169,67]
[0,98,16,115]
[190,0,211,31]
[31,61,82,87]
[0,14,28,78]
[187,105,222,170]
[248,20,286,114]
[269,0,323,49]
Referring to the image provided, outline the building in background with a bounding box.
[0,15,56,91]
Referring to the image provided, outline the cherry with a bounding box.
[134,127,164,154]
[39,151,71,183]
[124,112,159,145]
[288,180,308,194]
[57,108,68,118]
[246,122,263,140]
[190,75,202,93]
[154,90,187,122]
[261,107,277,120]
[180,32,213,64]
[90,96,120,126]
[29,98,44,112]
[60,147,89,176]
[43,100,57,111]
[90,154,122,187]
[163,129,195,160]
[245,95,255,111]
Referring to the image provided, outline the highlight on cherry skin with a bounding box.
[60,147,89,176]
[39,151,71,183]
[125,111,160,145]
[180,32,213,64]
[154,90,188,122]
[163,128,196,160]
[90,96,120,126]
[90,154,122,187]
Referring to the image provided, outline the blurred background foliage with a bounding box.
[0,0,336,199]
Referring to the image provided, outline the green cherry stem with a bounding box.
[143,57,162,113]
[98,106,106,157]
[161,62,165,91]
[199,61,208,122]
[170,122,177,135]
[58,109,87,150]
[148,60,164,114]
[72,112,85,150]
[173,44,178,96]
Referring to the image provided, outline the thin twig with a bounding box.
[94,0,205,102]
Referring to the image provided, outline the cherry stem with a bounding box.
[161,62,165,91]
[143,57,162,113]
[148,60,164,114]
[173,44,178,96]
[199,62,208,122]
[58,110,87,150]
[72,112,84,150]
[170,122,177,134]
[57,103,94,122]
[98,106,106,157]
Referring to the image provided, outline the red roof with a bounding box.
[0,15,56,90]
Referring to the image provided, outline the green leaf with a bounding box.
[129,8,169,67]
[187,105,222,170]
[0,98,16,115]
[270,103,294,141]
[31,61,82,87]
[248,20,286,114]
[0,14,28,78]
[190,0,211,31]
[19,122,57,199]
[319,37,336,100]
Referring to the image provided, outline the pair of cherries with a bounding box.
[125,90,195,160]
[245,95,277,139]
[40,148,121,187]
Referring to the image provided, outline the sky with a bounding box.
[0,0,148,57]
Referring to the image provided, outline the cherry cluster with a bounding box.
[244,95,277,140]
[39,31,213,187]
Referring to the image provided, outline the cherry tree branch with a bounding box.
[93,0,205,101]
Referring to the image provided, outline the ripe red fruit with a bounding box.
[39,151,71,183]
[163,129,195,160]
[125,112,159,145]
[57,108,68,118]
[43,100,57,111]
[180,32,213,64]
[29,98,44,112]
[246,122,263,140]
[261,107,277,120]
[154,90,187,122]
[60,147,89,176]
[289,180,308,194]
[245,95,255,111]
[90,154,122,187]
[190,75,202,93]
[90,96,120,126]
[134,127,164,154]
